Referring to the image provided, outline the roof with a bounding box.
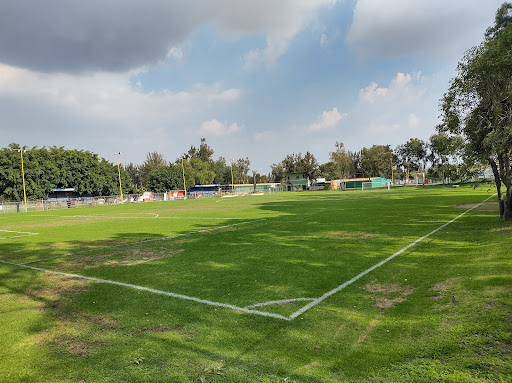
[50,188,75,192]
[328,177,379,183]
[192,184,221,188]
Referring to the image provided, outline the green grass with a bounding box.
[0,184,511,382]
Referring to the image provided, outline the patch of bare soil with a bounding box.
[454,202,498,212]
[27,315,116,356]
[365,281,415,308]
[65,241,185,269]
[26,274,92,308]
[428,278,457,302]
[131,326,184,335]
[19,274,119,356]
[21,217,102,229]
[325,231,373,240]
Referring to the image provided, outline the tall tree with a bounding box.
[360,145,394,178]
[139,152,167,189]
[438,2,512,220]
[299,151,320,180]
[235,157,251,184]
[330,142,354,180]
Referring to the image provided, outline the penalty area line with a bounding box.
[0,258,289,321]
[288,193,497,320]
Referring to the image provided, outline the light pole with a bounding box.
[114,152,124,204]
[181,157,187,200]
[230,159,234,194]
[17,148,28,212]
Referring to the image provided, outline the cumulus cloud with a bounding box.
[309,107,347,131]
[0,62,242,163]
[200,119,241,135]
[346,0,503,60]
[408,113,420,128]
[337,71,439,148]
[0,0,336,74]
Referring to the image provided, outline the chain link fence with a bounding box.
[0,186,284,214]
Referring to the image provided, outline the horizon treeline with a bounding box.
[1,133,476,202]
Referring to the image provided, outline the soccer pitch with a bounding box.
[1,185,510,382]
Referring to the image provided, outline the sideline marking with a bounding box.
[288,193,497,319]
[245,297,315,309]
[18,219,265,265]
[0,230,39,240]
[0,258,289,321]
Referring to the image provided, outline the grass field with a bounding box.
[1,184,511,382]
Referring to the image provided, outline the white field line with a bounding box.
[245,297,315,309]
[288,193,497,320]
[26,214,250,220]
[0,258,289,321]
[0,230,39,240]
[19,219,265,265]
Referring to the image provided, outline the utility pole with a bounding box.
[17,148,28,212]
[114,152,124,204]
[181,158,187,199]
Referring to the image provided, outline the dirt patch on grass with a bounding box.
[325,231,373,240]
[26,274,92,305]
[27,316,114,356]
[65,241,185,269]
[429,278,457,301]
[454,202,498,212]
[131,326,184,335]
[365,281,414,308]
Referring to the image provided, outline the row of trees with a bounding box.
[124,138,261,193]
[0,133,478,202]
[0,143,132,201]
[270,134,468,184]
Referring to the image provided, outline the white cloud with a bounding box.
[0,62,243,163]
[309,107,347,131]
[408,113,420,128]
[200,119,241,136]
[337,71,440,149]
[346,0,503,61]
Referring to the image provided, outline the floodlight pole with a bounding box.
[390,156,394,185]
[230,159,234,194]
[114,152,124,204]
[181,157,187,199]
[17,148,28,212]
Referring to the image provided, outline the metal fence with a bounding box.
[0,186,284,214]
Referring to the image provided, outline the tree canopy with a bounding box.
[438,2,512,220]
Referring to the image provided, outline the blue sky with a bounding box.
[0,0,504,173]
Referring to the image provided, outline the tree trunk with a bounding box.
[489,156,504,219]
[502,154,512,221]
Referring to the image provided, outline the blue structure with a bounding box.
[189,184,221,196]
[48,188,92,201]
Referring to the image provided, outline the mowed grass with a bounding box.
[0,184,511,382]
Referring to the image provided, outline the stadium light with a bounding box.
[114,152,124,204]
[230,159,234,194]
[16,148,28,212]
[181,157,187,200]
